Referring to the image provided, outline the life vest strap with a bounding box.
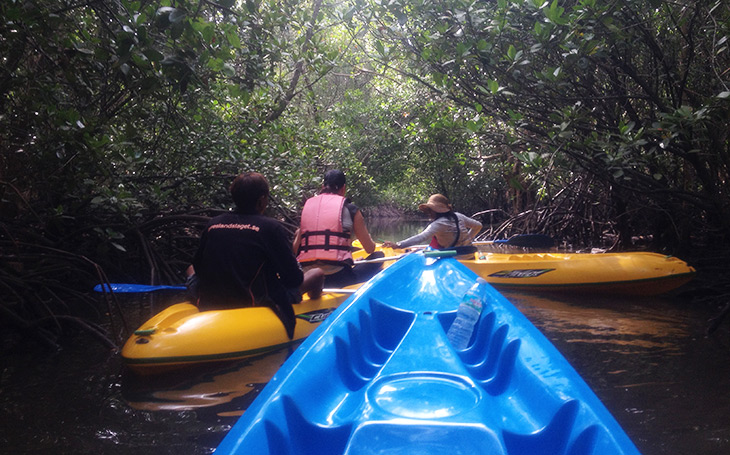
[300,229,351,252]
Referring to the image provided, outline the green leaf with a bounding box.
[488,79,500,94]
[226,29,241,49]
[111,242,127,252]
[222,63,236,77]
[142,48,164,62]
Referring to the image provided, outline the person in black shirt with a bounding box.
[190,172,323,338]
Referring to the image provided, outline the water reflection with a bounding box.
[504,292,690,351]
[364,216,427,242]
[122,346,299,417]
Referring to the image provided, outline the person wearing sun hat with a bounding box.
[383,193,482,250]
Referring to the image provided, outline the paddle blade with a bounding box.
[94,283,186,293]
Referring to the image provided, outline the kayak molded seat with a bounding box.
[474,338,522,396]
[335,300,415,391]
[367,298,415,349]
[503,400,603,454]
[439,308,521,396]
[261,395,353,455]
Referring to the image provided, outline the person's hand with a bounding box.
[382,240,399,249]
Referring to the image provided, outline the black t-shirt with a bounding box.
[192,211,304,313]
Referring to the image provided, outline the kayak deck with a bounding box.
[216,253,640,454]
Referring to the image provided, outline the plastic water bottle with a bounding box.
[447,278,488,350]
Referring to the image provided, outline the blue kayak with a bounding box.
[216,252,641,454]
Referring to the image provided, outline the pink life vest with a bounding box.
[297,193,353,264]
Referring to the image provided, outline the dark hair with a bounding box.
[229,172,269,213]
[322,169,346,193]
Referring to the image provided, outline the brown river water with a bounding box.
[2,221,730,454]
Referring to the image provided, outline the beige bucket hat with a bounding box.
[418,194,452,213]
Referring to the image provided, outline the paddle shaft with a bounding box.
[408,234,553,250]
[353,253,407,264]
[95,282,356,295]
[322,288,357,294]
[477,234,554,248]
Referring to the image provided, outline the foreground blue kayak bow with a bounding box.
[216,252,640,455]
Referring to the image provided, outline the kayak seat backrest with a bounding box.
[258,395,353,455]
[334,299,415,391]
[503,399,603,455]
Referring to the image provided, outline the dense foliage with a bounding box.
[1,0,728,347]
[356,0,729,249]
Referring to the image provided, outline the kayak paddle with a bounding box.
[475,234,554,248]
[354,253,408,264]
[323,288,357,294]
[94,283,357,295]
[94,283,186,293]
[408,234,554,251]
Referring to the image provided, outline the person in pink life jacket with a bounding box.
[292,169,384,287]
[382,193,482,252]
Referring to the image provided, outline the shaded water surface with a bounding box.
[4,287,730,454]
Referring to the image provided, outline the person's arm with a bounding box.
[270,224,304,288]
[391,222,439,249]
[191,225,209,277]
[292,228,302,254]
[352,210,376,254]
[462,214,483,243]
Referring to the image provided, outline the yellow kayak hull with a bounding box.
[121,290,352,375]
[462,251,695,295]
[355,245,695,296]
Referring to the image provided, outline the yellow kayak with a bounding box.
[462,251,695,296]
[354,245,695,296]
[121,290,353,375]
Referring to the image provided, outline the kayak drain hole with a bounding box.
[135,338,150,344]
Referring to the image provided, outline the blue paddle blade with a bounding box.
[93,283,186,293]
